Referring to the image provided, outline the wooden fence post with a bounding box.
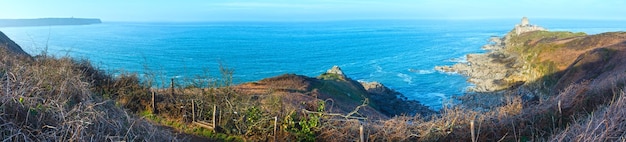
[274,116,278,142]
[360,125,364,142]
[471,120,476,142]
[151,91,156,114]
[170,78,175,96]
[192,100,196,122]
[213,105,217,126]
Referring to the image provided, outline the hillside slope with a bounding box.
[0,41,180,141]
[436,17,626,141]
[3,17,626,141]
[235,66,434,119]
[0,31,30,57]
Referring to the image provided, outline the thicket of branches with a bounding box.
[0,48,179,141]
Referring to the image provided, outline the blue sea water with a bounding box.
[2,19,625,110]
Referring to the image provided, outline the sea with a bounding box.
[2,19,625,110]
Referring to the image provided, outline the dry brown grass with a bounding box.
[0,48,179,141]
[438,76,624,141]
[317,116,424,141]
[3,30,624,142]
[551,90,626,141]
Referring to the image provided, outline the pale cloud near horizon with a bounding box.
[0,0,624,21]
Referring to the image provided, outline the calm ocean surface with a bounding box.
[2,19,625,109]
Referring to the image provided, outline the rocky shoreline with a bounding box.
[435,17,545,93]
[322,66,435,116]
[434,17,547,109]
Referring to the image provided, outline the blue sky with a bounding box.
[1,0,624,22]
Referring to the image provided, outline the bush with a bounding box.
[0,49,178,141]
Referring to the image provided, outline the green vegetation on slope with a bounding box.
[2,28,626,141]
[506,31,587,93]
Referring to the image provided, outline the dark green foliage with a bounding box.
[283,101,325,142]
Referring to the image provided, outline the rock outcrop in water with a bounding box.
[436,17,626,112]
[359,81,433,116]
[325,65,347,80]
[237,66,435,118]
[435,17,543,92]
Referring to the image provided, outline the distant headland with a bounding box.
[0,18,102,27]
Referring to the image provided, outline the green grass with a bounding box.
[317,73,345,81]
[4,28,623,141]
[509,31,585,57]
[311,77,379,110]
[504,31,588,92]
[140,109,243,141]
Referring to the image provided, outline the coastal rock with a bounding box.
[324,65,347,79]
[435,52,518,92]
[482,36,505,50]
[0,31,30,57]
[435,18,537,92]
[249,65,436,117]
[326,65,344,75]
[360,81,389,95]
[359,81,434,116]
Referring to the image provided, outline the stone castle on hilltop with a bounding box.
[513,17,546,35]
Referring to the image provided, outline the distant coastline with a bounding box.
[0,18,101,27]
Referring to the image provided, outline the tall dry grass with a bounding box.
[3,44,624,141]
[0,48,179,141]
[550,90,626,141]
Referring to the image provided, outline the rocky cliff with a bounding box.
[0,31,30,57]
[436,17,626,110]
[236,65,434,118]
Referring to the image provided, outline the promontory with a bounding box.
[0,18,101,27]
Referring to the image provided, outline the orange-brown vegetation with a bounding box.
[2,29,626,141]
[0,48,179,141]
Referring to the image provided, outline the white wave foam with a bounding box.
[374,65,383,73]
[426,93,450,107]
[446,56,467,63]
[356,79,370,83]
[397,73,413,85]
[426,93,446,100]
[437,70,460,75]
[409,69,435,74]
[370,64,385,77]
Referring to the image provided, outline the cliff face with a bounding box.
[0,31,30,57]
[235,66,434,118]
[436,17,626,110]
[438,18,626,141]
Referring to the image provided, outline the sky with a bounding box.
[0,0,624,22]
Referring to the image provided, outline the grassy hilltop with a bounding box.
[2,19,626,141]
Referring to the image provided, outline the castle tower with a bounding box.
[521,17,529,26]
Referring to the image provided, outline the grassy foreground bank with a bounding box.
[2,31,626,141]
